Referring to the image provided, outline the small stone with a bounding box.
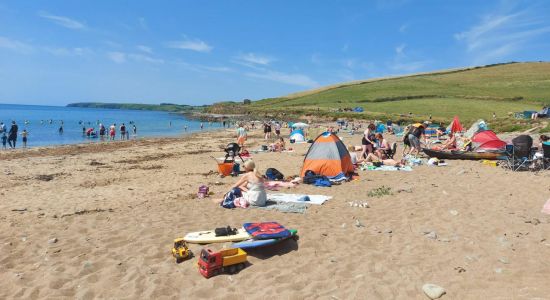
[48,238,58,244]
[495,268,503,274]
[329,258,337,263]
[21,237,27,242]
[341,223,346,228]
[531,218,541,225]
[449,210,458,216]
[355,219,365,228]
[422,283,446,299]
[498,257,509,264]
[385,229,393,234]
[425,231,438,240]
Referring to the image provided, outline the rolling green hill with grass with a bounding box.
[67,102,205,113]
[240,62,550,126]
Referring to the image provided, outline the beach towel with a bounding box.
[251,201,308,214]
[243,222,291,239]
[267,193,332,205]
[361,165,413,172]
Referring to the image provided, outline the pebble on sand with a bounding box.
[422,283,446,299]
[48,237,58,244]
[424,231,438,240]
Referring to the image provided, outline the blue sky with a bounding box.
[1,0,549,106]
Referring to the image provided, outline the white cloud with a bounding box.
[137,45,152,53]
[107,52,126,63]
[235,53,274,66]
[454,6,550,64]
[38,11,86,30]
[128,53,163,64]
[166,38,213,53]
[389,43,428,73]
[245,70,319,88]
[395,44,406,55]
[44,47,92,56]
[107,51,163,64]
[0,36,33,53]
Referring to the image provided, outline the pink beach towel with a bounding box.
[542,199,550,215]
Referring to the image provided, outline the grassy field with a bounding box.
[247,62,550,124]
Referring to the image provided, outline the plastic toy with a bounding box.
[198,248,247,278]
[172,238,191,263]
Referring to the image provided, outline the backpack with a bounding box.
[215,226,237,236]
[265,168,284,180]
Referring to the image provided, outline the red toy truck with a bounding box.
[198,248,247,278]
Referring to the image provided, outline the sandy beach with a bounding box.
[1,127,550,299]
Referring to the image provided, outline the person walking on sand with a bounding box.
[21,129,28,148]
[274,122,281,138]
[8,121,18,149]
[236,123,247,148]
[263,121,272,140]
[2,133,7,149]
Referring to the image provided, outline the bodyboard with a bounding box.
[183,228,251,244]
[231,229,298,249]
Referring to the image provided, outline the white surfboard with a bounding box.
[183,228,251,244]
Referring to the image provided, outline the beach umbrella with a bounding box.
[450,116,463,133]
[292,122,309,128]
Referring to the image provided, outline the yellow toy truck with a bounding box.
[172,238,191,263]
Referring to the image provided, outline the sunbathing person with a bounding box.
[348,145,365,165]
[364,153,403,167]
[374,133,391,159]
[434,132,457,150]
[216,160,266,207]
[270,137,286,152]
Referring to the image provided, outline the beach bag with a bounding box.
[215,226,237,236]
[221,187,242,208]
[266,168,284,181]
[197,185,209,198]
[231,163,240,176]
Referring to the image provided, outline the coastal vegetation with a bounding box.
[67,102,206,113]
[207,62,550,131]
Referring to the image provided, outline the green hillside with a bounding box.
[247,62,550,122]
[67,102,204,112]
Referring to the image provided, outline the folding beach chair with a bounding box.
[504,135,534,171]
[542,143,550,170]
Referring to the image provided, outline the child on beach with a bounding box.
[21,130,28,148]
[1,133,7,149]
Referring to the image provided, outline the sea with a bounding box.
[0,103,223,148]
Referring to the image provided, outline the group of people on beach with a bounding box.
[1,121,28,149]
[84,123,137,141]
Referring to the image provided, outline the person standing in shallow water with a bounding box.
[8,121,18,149]
[2,133,7,149]
[21,129,28,148]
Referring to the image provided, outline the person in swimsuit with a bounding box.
[120,123,126,140]
[21,129,28,148]
[109,124,116,140]
[359,123,376,159]
[374,133,391,159]
[264,122,272,140]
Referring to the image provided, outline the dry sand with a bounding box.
[1,127,550,299]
